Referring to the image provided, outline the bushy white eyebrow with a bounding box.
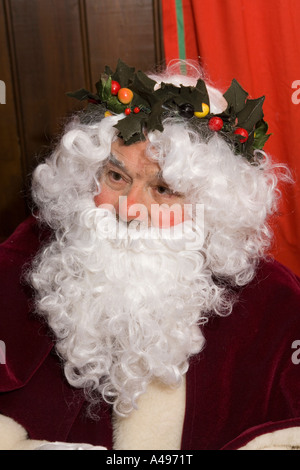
[108,154,126,170]
[108,153,164,181]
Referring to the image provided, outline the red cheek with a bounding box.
[94,191,120,217]
[94,186,116,208]
[94,193,102,207]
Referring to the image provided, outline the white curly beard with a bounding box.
[30,200,233,416]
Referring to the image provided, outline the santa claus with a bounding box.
[0,60,300,450]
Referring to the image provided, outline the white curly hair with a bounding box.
[28,62,289,416]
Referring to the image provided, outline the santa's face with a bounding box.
[94,139,187,229]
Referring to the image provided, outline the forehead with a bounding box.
[110,138,162,179]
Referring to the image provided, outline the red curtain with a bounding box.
[162,0,300,276]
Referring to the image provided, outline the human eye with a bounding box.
[102,167,129,190]
[155,183,182,199]
[156,185,173,195]
[108,170,124,182]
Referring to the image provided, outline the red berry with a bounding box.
[133,107,140,114]
[234,127,249,143]
[208,117,223,131]
[111,81,121,95]
[124,108,131,115]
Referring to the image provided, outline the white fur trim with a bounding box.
[0,414,48,450]
[112,376,186,450]
[239,427,300,450]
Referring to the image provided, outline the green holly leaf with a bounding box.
[104,65,113,76]
[95,78,103,98]
[130,71,157,109]
[103,75,112,101]
[95,75,112,101]
[112,59,135,87]
[253,120,271,149]
[194,79,210,109]
[131,93,151,111]
[114,112,146,143]
[223,79,248,114]
[131,70,156,94]
[155,82,179,103]
[236,96,265,132]
[147,101,165,132]
[173,82,208,111]
[66,88,97,101]
[106,95,126,114]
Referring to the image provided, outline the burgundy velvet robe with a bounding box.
[0,216,300,450]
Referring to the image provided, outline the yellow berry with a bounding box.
[194,103,210,118]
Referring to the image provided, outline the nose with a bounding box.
[117,185,150,223]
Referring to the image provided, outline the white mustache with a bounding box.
[80,205,205,252]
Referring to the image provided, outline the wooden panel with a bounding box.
[0,0,26,241]
[85,0,157,85]
[9,0,87,174]
[0,0,164,241]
